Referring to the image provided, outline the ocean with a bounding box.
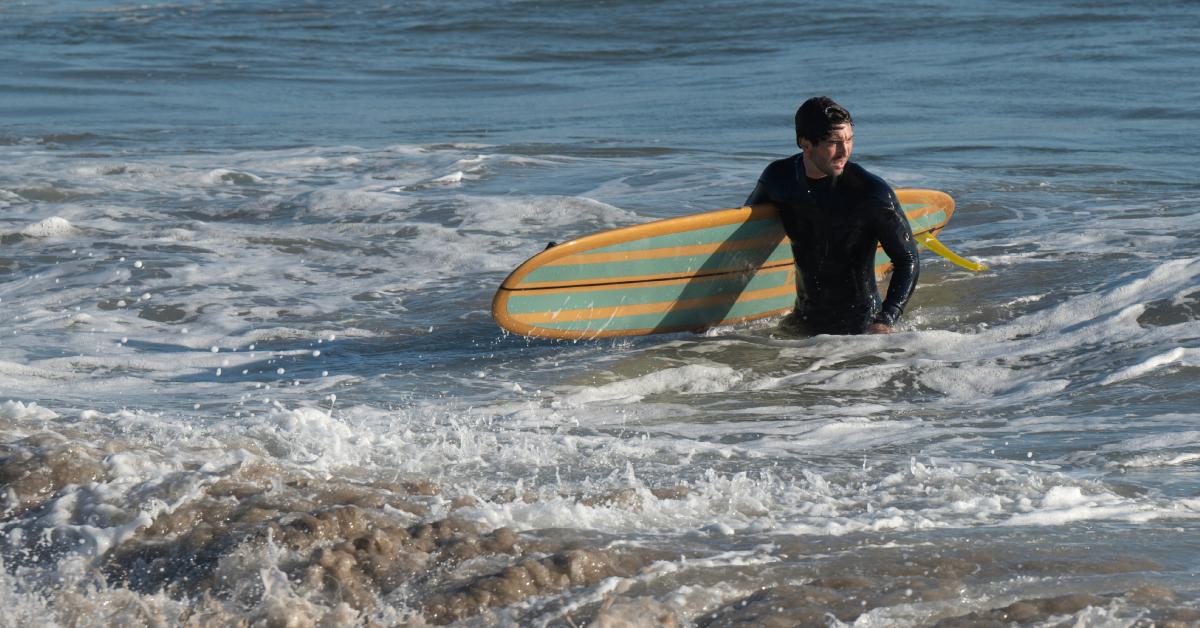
[1,1,1198,625]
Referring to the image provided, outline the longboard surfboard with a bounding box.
[493,189,956,339]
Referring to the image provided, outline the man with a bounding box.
[745,96,919,335]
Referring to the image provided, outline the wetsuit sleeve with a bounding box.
[871,190,920,326]
[745,158,789,206]
[744,180,770,206]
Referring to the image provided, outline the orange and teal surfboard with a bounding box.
[493,189,955,339]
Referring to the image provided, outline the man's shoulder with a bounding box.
[759,153,801,181]
[842,162,889,190]
[842,162,895,203]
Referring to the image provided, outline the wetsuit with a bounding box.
[745,154,919,335]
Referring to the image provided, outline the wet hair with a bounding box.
[795,96,853,147]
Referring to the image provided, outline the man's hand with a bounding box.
[866,323,893,335]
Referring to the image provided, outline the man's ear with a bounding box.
[797,136,814,152]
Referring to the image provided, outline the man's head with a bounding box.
[795,96,854,178]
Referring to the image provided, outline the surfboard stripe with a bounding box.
[583,218,783,255]
[521,243,793,286]
[519,244,901,293]
[509,280,795,326]
[527,292,797,333]
[505,266,794,316]
[546,232,784,266]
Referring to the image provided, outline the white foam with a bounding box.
[1100,346,1200,385]
[1099,430,1200,455]
[455,194,641,234]
[561,364,743,405]
[0,359,73,382]
[236,405,373,472]
[1002,485,1169,526]
[0,558,54,626]
[202,168,265,186]
[0,399,59,420]
[287,187,411,215]
[0,188,24,208]
[28,446,208,561]
[18,216,74,238]
[429,171,464,184]
[1121,452,1200,468]
[917,364,1071,401]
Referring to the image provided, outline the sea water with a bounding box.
[1,1,1198,625]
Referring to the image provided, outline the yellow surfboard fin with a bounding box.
[915,232,988,272]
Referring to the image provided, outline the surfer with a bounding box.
[746,96,919,335]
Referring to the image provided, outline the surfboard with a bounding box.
[493,189,957,339]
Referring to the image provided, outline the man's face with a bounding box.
[799,124,853,178]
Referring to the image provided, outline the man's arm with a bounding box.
[744,181,769,207]
[870,190,920,330]
[745,157,792,206]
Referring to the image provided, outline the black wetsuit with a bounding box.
[745,154,919,335]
